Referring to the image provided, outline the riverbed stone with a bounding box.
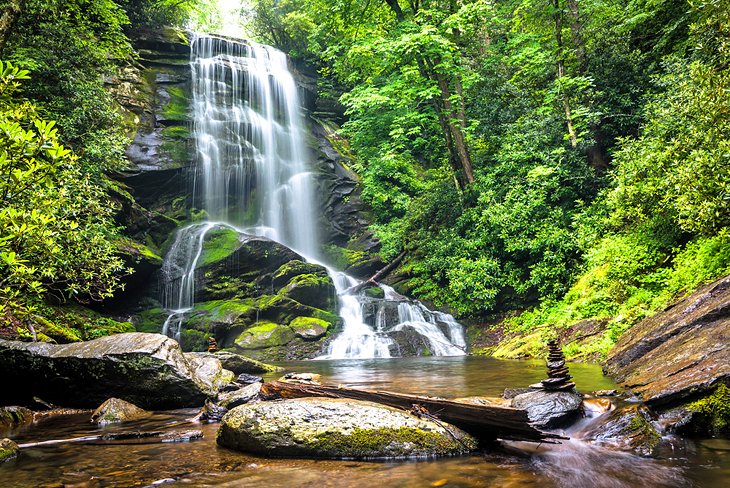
[218,382,262,409]
[0,333,226,409]
[604,274,730,408]
[217,398,477,459]
[0,438,19,462]
[190,351,281,374]
[510,390,583,428]
[582,404,662,456]
[91,398,151,425]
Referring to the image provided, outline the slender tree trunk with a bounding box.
[0,0,23,53]
[554,0,578,148]
[565,0,587,73]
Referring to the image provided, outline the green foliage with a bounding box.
[0,62,127,328]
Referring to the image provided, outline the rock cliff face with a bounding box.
[604,273,730,433]
[103,29,378,359]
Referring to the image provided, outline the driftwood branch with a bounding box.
[260,381,565,444]
[345,251,406,295]
[17,430,203,449]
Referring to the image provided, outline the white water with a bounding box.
[159,33,466,359]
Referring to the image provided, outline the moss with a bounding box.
[491,330,545,359]
[0,439,19,463]
[362,286,385,299]
[180,328,209,352]
[235,321,296,350]
[161,125,189,139]
[687,384,730,433]
[161,85,190,120]
[197,228,242,268]
[306,427,475,458]
[626,410,662,451]
[135,308,166,334]
[289,316,331,340]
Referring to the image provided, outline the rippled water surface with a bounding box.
[1,356,728,487]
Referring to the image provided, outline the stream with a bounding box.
[1,356,728,487]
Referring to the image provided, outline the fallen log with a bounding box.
[344,251,406,295]
[260,381,566,443]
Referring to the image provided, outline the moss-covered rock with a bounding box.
[197,228,243,268]
[289,316,331,340]
[235,322,296,350]
[684,383,730,435]
[217,398,477,459]
[0,438,19,463]
[272,260,327,288]
[278,273,335,310]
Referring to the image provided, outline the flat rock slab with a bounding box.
[217,398,477,459]
[511,390,583,429]
[0,333,227,409]
[605,274,730,406]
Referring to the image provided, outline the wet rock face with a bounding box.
[137,231,340,360]
[582,404,662,456]
[217,398,477,459]
[510,390,584,429]
[604,274,730,407]
[0,333,227,409]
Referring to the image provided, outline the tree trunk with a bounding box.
[555,0,578,148]
[344,251,406,295]
[260,381,566,443]
[0,0,23,53]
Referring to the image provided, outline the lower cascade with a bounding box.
[159,33,465,359]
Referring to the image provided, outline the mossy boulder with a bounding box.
[217,398,477,459]
[234,322,296,350]
[278,273,335,311]
[272,260,326,288]
[289,317,331,340]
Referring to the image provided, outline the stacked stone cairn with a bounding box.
[536,340,575,391]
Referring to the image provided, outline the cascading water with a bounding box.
[159,33,466,359]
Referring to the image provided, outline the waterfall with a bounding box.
[158,33,466,359]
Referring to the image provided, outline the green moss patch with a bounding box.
[289,316,331,340]
[235,321,296,350]
[687,384,730,434]
[197,228,242,268]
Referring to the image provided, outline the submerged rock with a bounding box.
[91,398,150,425]
[582,404,662,456]
[510,390,583,428]
[0,333,226,409]
[217,398,477,459]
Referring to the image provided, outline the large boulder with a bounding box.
[510,390,583,429]
[0,333,231,409]
[217,398,477,459]
[604,274,730,407]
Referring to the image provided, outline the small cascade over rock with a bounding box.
[156,33,466,359]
